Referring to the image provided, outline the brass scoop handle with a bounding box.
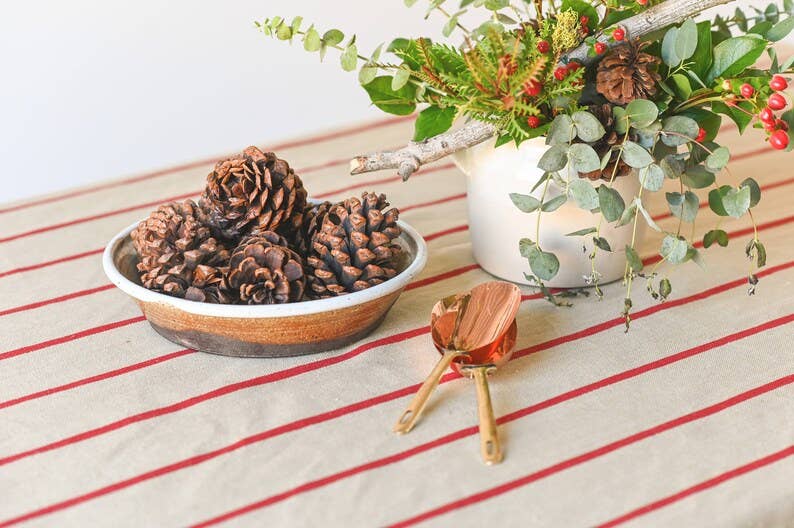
[393,350,467,434]
[467,365,502,465]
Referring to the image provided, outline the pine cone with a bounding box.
[131,200,231,298]
[200,146,308,240]
[226,231,306,304]
[579,104,634,181]
[596,41,661,105]
[185,265,235,304]
[290,201,333,257]
[307,193,403,298]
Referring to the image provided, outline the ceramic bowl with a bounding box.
[103,218,427,358]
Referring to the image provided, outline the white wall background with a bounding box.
[0,0,767,203]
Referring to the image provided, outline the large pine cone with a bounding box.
[226,231,306,304]
[307,193,402,298]
[200,146,308,240]
[131,200,231,298]
[596,41,661,105]
[579,104,634,181]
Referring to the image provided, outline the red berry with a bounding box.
[760,107,776,124]
[580,15,589,26]
[594,42,607,55]
[696,128,707,143]
[523,80,543,97]
[637,0,648,5]
[567,61,581,72]
[537,40,550,53]
[770,75,788,91]
[740,83,755,98]
[768,93,787,111]
[554,67,568,81]
[527,116,541,129]
[612,28,625,41]
[777,119,789,131]
[770,129,789,150]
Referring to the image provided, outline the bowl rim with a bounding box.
[102,217,428,318]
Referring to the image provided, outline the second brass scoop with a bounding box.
[392,281,521,439]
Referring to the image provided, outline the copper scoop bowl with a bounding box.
[393,281,521,464]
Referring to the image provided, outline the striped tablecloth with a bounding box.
[1,115,793,527]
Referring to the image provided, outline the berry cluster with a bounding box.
[522,40,584,130]
[755,76,790,150]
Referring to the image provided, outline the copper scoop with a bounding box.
[393,281,521,463]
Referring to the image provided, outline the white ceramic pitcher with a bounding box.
[452,136,643,288]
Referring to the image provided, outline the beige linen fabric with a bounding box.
[0,115,793,527]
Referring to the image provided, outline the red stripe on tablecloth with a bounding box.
[0,285,115,318]
[314,162,456,199]
[11,264,794,526]
[0,192,199,244]
[406,264,481,291]
[0,249,104,279]
[0,116,413,216]
[400,193,467,212]
[597,444,794,527]
[644,212,794,266]
[425,224,469,242]
[0,349,194,410]
[0,317,145,362]
[184,280,794,527]
[388,372,794,528]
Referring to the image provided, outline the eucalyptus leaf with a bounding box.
[661,116,699,146]
[660,155,686,179]
[668,190,700,223]
[340,44,358,71]
[682,166,716,189]
[661,235,688,264]
[528,248,560,281]
[741,177,762,207]
[662,26,682,66]
[358,65,378,85]
[568,143,601,173]
[639,164,665,191]
[598,185,626,223]
[519,237,534,258]
[703,229,729,248]
[566,227,598,236]
[303,27,322,51]
[392,68,411,90]
[705,146,730,172]
[613,106,629,134]
[323,29,345,47]
[593,237,612,252]
[546,114,575,145]
[621,141,654,168]
[625,99,659,129]
[541,195,568,212]
[636,199,662,232]
[708,185,732,216]
[722,186,752,218]
[510,193,541,213]
[677,19,699,61]
[626,246,643,272]
[568,178,599,210]
[572,111,606,142]
[538,145,569,172]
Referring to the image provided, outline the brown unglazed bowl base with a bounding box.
[136,291,401,358]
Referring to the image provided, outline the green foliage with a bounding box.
[259,0,787,326]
